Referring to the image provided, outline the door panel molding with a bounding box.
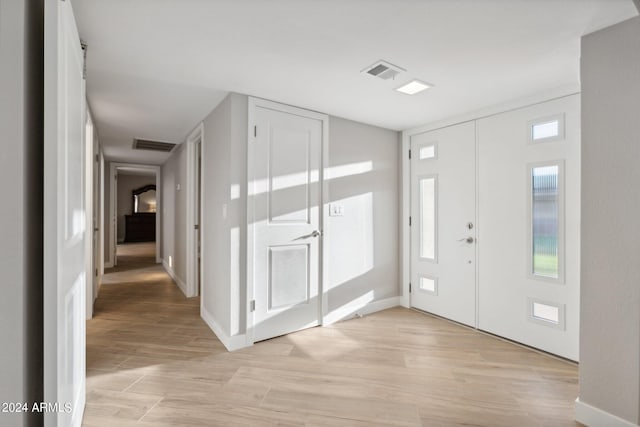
[247,97,329,345]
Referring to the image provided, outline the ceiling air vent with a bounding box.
[362,60,406,80]
[132,138,176,153]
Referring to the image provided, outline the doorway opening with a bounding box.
[106,163,161,269]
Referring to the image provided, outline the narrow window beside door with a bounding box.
[529,163,563,280]
[419,176,437,260]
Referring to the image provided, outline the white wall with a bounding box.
[199,93,248,339]
[161,143,188,290]
[196,94,401,347]
[116,174,155,242]
[579,15,640,426]
[0,0,44,425]
[326,117,400,318]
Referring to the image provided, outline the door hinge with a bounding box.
[409,149,412,159]
[95,154,99,162]
[409,282,412,293]
[409,216,412,226]
[95,269,98,277]
[80,41,87,80]
[254,126,257,138]
[250,300,255,312]
[194,224,200,230]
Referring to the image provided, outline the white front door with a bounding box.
[251,101,325,342]
[410,122,477,327]
[478,95,580,360]
[44,0,87,425]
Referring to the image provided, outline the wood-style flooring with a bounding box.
[84,243,580,426]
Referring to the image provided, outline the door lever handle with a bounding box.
[458,236,475,244]
[293,230,322,240]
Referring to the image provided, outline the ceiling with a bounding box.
[72,0,638,165]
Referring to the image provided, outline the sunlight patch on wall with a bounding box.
[248,161,373,196]
[328,192,374,288]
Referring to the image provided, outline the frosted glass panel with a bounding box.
[419,144,436,160]
[532,165,559,278]
[419,277,437,294]
[532,120,559,140]
[420,177,436,260]
[269,245,309,310]
[532,302,559,324]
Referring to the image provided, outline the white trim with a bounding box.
[162,259,187,297]
[85,111,95,320]
[246,96,329,345]
[104,261,114,269]
[321,112,330,325]
[401,130,411,308]
[201,306,251,351]
[575,398,639,427]
[97,148,105,294]
[323,296,400,326]
[185,123,204,298]
[108,162,162,266]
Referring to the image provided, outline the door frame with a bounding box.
[400,86,581,310]
[246,97,329,346]
[185,123,204,298]
[108,162,162,265]
[405,122,480,328]
[85,110,95,319]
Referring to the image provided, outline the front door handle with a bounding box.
[293,230,322,240]
[457,236,475,244]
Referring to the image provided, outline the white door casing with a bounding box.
[186,123,204,298]
[108,162,162,266]
[410,122,477,327]
[43,0,87,425]
[248,99,327,343]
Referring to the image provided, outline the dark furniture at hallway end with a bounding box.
[124,213,156,242]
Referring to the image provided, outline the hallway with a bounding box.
[84,245,580,427]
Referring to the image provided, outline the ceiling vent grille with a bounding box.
[132,138,176,152]
[362,60,406,80]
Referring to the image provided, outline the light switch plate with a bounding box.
[329,203,344,217]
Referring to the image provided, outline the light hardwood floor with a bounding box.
[85,243,580,426]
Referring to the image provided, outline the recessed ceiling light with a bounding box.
[395,80,432,95]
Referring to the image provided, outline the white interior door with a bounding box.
[251,102,325,342]
[478,95,580,360]
[44,0,86,425]
[410,122,477,327]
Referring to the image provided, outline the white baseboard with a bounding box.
[104,261,114,269]
[575,398,639,427]
[162,259,188,297]
[323,296,401,326]
[200,306,250,352]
